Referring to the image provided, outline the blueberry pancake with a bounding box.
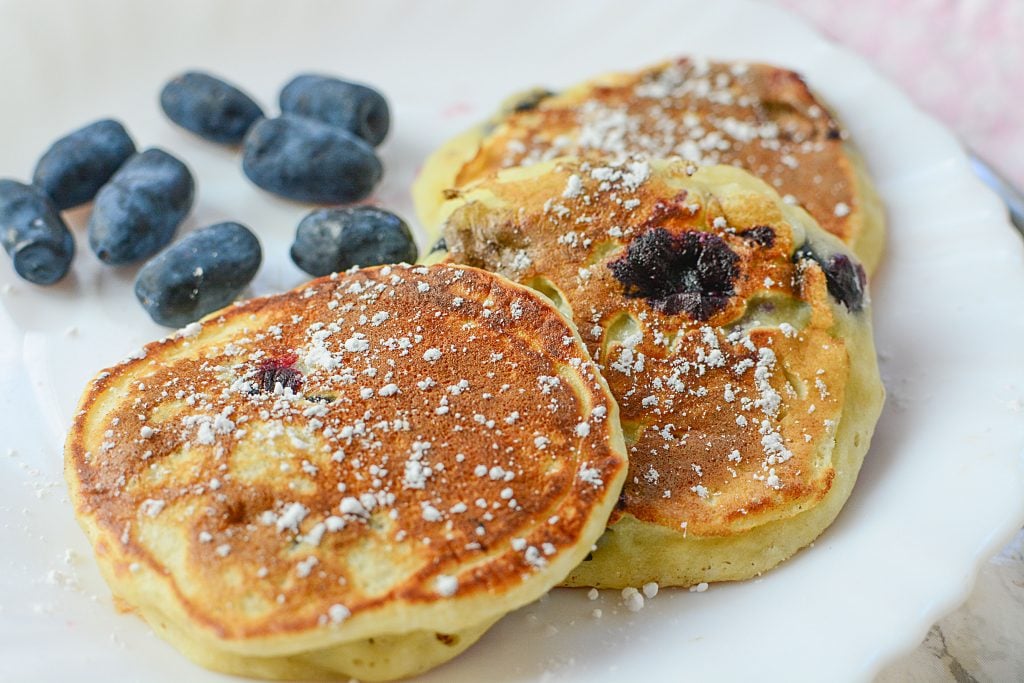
[436,157,884,588]
[414,58,885,273]
[65,263,627,680]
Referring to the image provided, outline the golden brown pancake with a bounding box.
[437,158,884,587]
[414,57,884,273]
[65,263,627,680]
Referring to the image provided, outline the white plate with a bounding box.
[1,0,1022,680]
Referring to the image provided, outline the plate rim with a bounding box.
[1,0,1023,681]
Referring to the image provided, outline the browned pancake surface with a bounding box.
[66,264,624,642]
[443,159,864,537]
[456,58,864,250]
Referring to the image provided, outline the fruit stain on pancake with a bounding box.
[65,263,627,681]
[437,156,884,588]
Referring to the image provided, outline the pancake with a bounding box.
[65,263,627,680]
[414,57,885,273]
[435,157,884,588]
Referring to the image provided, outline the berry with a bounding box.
[242,116,382,204]
[88,148,194,265]
[134,221,262,327]
[795,244,866,312]
[32,119,136,210]
[160,71,264,145]
[290,207,417,276]
[739,225,776,247]
[507,88,554,113]
[254,355,303,394]
[0,180,74,285]
[609,228,739,320]
[279,74,390,147]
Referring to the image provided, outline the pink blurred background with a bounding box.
[780,0,1024,188]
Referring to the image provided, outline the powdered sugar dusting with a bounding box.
[488,57,855,242]
[443,151,855,539]
[71,263,623,630]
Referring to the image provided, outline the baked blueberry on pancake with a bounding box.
[414,58,884,273]
[436,157,883,588]
[65,263,627,680]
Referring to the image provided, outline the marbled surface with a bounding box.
[878,529,1024,681]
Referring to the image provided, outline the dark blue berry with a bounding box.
[134,221,262,327]
[609,228,740,320]
[290,207,417,276]
[795,244,866,312]
[508,88,554,113]
[88,148,194,265]
[242,116,382,204]
[32,119,136,210]
[0,180,75,285]
[253,355,303,394]
[739,225,776,247]
[160,71,264,145]
[279,74,390,147]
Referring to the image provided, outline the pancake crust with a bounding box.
[65,263,627,679]
[438,158,884,587]
[414,58,884,273]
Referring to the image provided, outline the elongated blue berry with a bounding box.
[32,119,135,210]
[291,207,416,276]
[135,221,261,327]
[160,72,263,145]
[242,115,382,204]
[280,74,390,146]
[0,180,75,285]
[88,148,194,265]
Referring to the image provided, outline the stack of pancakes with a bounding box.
[66,57,884,680]
[416,56,885,588]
